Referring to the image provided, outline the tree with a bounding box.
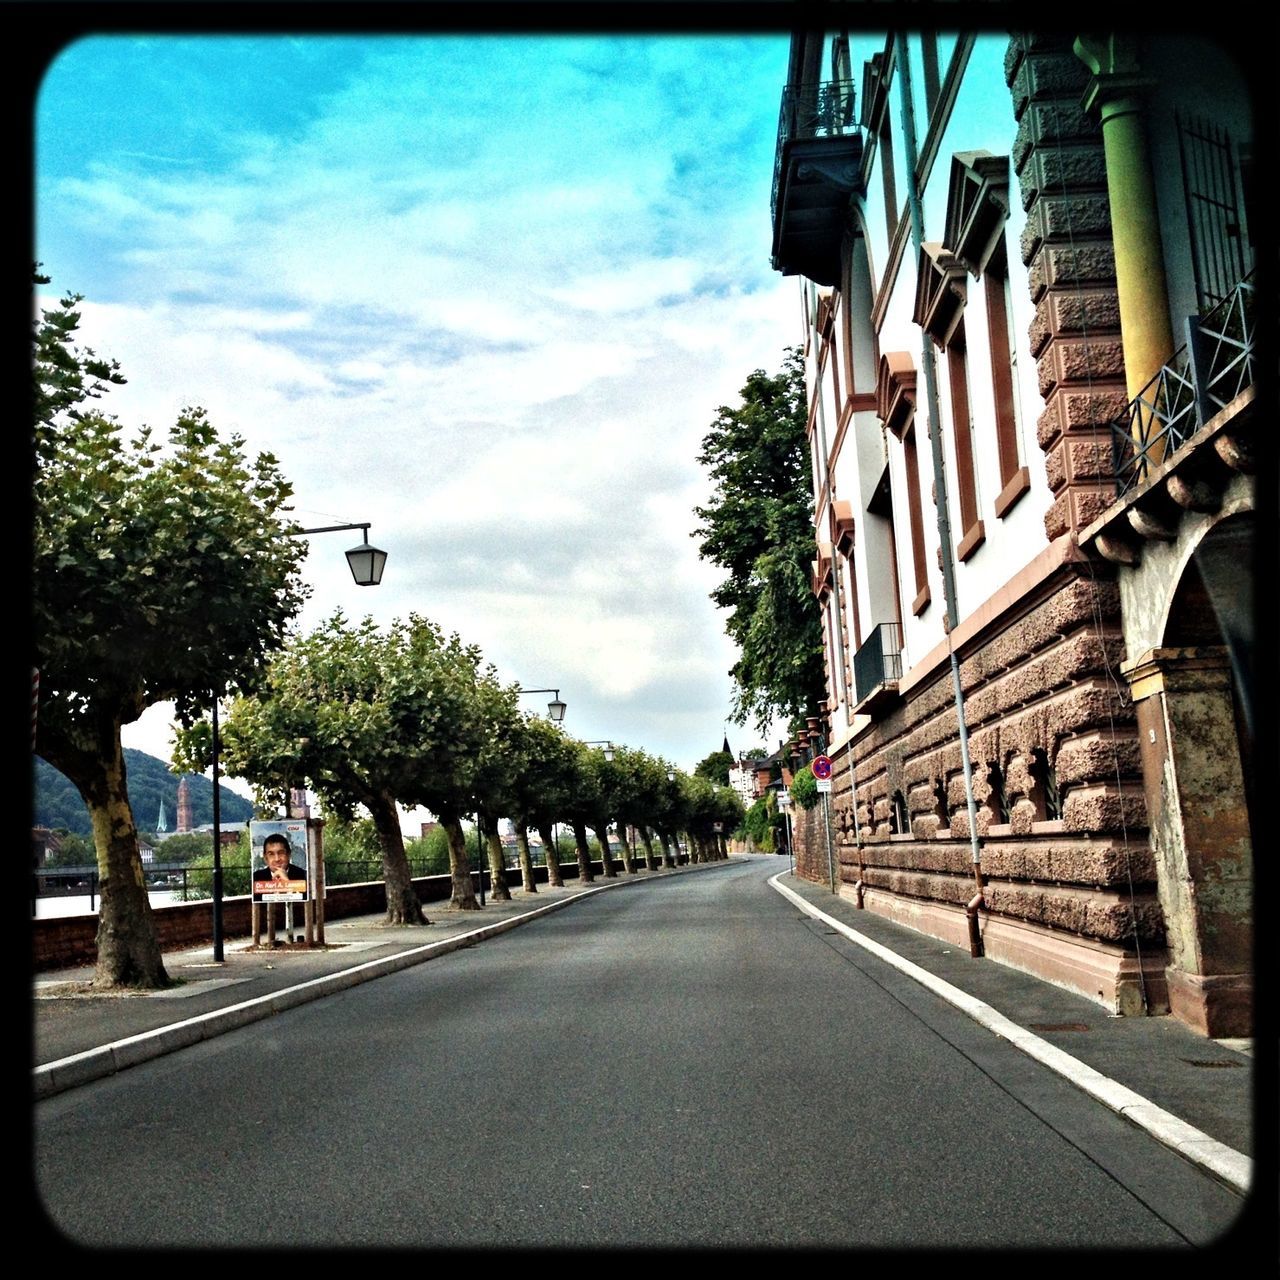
[209,612,488,925]
[151,832,214,865]
[692,348,826,733]
[33,274,308,988]
[507,715,578,891]
[694,749,733,786]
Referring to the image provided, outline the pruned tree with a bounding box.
[33,273,307,987]
[692,348,826,733]
[208,612,487,925]
[509,716,579,891]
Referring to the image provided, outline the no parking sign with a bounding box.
[812,754,832,780]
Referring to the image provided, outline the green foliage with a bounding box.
[178,834,252,900]
[694,749,732,785]
[692,348,826,733]
[404,825,451,875]
[152,832,214,865]
[32,270,310,983]
[44,831,96,868]
[790,764,819,811]
[33,749,254,837]
[742,794,776,850]
[210,612,492,824]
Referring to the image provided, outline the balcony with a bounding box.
[1110,273,1255,497]
[770,79,864,286]
[852,622,902,715]
[1084,272,1256,567]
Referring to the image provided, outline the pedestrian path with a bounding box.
[772,871,1255,1194]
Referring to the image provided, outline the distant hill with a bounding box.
[33,749,255,837]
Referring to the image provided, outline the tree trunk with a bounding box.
[638,825,657,870]
[615,822,635,874]
[718,832,730,860]
[515,827,537,893]
[369,790,427,924]
[594,821,617,877]
[482,817,511,901]
[537,823,564,887]
[657,827,675,868]
[442,815,480,909]
[571,819,595,882]
[79,732,169,989]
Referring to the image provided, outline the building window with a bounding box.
[862,50,899,244]
[876,352,930,617]
[983,238,1029,517]
[985,760,1008,825]
[914,244,983,561]
[902,424,930,615]
[891,789,909,835]
[1027,748,1061,822]
[945,318,984,559]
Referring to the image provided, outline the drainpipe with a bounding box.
[894,33,986,956]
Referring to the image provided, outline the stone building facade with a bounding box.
[771,29,1255,1034]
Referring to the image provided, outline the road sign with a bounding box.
[813,754,833,780]
[816,778,832,793]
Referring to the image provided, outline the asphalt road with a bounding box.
[34,857,1243,1249]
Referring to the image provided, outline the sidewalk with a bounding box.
[773,870,1256,1192]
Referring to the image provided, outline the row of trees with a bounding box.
[175,609,746,928]
[32,271,742,991]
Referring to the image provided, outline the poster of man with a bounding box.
[250,820,310,902]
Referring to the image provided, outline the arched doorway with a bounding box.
[1128,512,1253,1037]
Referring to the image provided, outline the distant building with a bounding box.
[175,775,193,833]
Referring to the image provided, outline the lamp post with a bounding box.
[777,788,794,874]
[583,740,614,761]
[516,686,566,723]
[295,522,388,587]
[208,518,385,961]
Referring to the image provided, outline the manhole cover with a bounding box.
[1029,1022,1090,1033]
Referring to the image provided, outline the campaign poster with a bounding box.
[250,819,310,902]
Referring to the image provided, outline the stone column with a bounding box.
[1075,34,1177,461]
[1124,646,1252,1036]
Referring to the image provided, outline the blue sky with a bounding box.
[36,33,803,799]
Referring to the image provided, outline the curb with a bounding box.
[769,873,1252,1195]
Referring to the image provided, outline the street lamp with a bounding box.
[208,518,385,961]
[295,522,388,587]
[517,686,566,723]
[583,740,614,761]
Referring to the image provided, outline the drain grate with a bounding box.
[1029,1022,1090,1033]
[1180,1058,1242,1069]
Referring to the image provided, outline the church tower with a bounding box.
[176,775,194,833]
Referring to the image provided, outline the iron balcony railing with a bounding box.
[1110,272,1255,496]
[853,622,903,706]
[771,78,859,222]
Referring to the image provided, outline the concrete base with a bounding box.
[848,886,1170,1017]
[1166,967,1252,1038]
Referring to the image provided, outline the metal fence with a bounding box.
[853,622,903,705]
[1110,272,1255,496]
[771,78,859,221]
